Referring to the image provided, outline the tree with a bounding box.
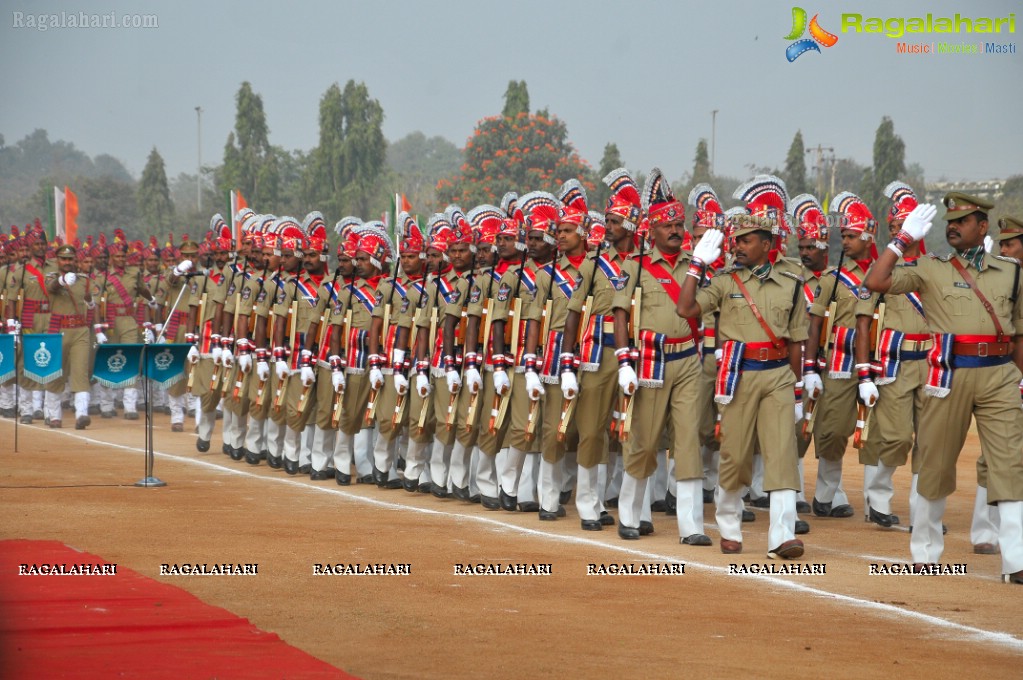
[220,82,279,210]
[137,147,174,234]
[783,131,808,196]
[692,139,712,187]
[592,143,624,211]
[436,106,595,208]
[502,81,530,118]
[862,116,906,223]
[387,131,463,211]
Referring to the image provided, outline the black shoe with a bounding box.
[431,485,449,499]
[100,410,115,419]
[310,469,331,481]
[518,501,540,513]
[230,447,245,461]
[868,507,894,528]
[499,489,517,512]
[245,450,264,465]
[402,478,418,492]
[19,415,32,425]
[539,509,559,521]
[751,496,770,509]
[417,482,433,494]
[124,411,139,421]
[795,519,811,535]
[335,470,351,486]
[283,459,298,475]
[298,464,312,475]
[372,467,388,487]
[0,408,13,418]
[481,495,501,510]
[599,511,615,526]
[797,500,812,514]
[639,520,654,536]
[222,443,232,455]
[114,400,123,411]
[357,474,374,485]
[267,454,283,470]
[32,409,43,420]
[829,504,854,518]
[703,488,714,504]
[75,416,89,429]
[665,491,677,516]
[88,404,100,416]
[742,509,755,523]
[681,534,712,546]
[469,494,481,504]
[604,496,618,509]
[651,500,667,513]
[812,497,832,517]
[581,519,602,531]
[396,458,406,471]
[618,524,640,540]
[196,438,210,453]
[452,485,471,502]
[384,478,402,489]
[559,489,572,505]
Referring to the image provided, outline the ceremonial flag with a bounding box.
[21,333,63,384]
[50,187,63,242]
[0,334,14,384]
[92,343,144,389]
[65,186,79,244]
[144,343,190,388]
[230,189,248,249]
[50,186,80,244]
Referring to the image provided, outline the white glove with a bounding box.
[794,401,804,424]
[210,337,223,365]
[187,345,200,365]
[524,370,544,401]
[446,369,462,394]
[984,235,994,254]
[95,331,109,345]
[153,323,163,334]
[275,359,290,380]
[416,373,432,398]
[464,367,482,395]
[369,367,385,391]
[300,365,316,387]
[59,272,77,287]
[804,372,823,400]
[5,319,21,335]
[691,229,724,265]
[493,369,511,396]
[858,381,879,408]
[173,259,193,277]
[256,359,270,381]
[901,203,937,242]
[618,364,637,396]
[393,372,409,395]
[238,352,252,374]
[221,348,234,369]
[332,370,346,393]
[560,371,578,400]
[714,348,724,365]
[143,327,155,344]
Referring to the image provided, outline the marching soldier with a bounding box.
[160,238,197,432]
[678,211,807,558]
[803,191,880,519]
[612,169,706,543]
[5,224,52,424]
[864,194,1023,583]
[42,244,95,429]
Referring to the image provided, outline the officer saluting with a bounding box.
[864,194,1023,583]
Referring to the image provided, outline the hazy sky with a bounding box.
[2,0,1020,190]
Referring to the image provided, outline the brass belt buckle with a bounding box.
[977,342,989,357]
[758,347,770,361]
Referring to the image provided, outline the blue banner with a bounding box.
[93,343,144,389]
[22,333,63,384]
[144,344,190,388]
[0,334,14,384]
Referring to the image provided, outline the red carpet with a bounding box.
[0,540,355,679]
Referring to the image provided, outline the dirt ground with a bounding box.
[1,412,1021,678]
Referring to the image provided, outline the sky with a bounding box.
[2,0,1020,192]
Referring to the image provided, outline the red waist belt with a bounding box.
[49,314,87,330]
[742,341,789,361]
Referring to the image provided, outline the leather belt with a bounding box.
[952,341,1011,357]
[52,314,86,329]
[742,342,789,361]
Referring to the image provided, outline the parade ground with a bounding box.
[1,414,1021,678]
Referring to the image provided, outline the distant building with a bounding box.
[924,180,1003,204]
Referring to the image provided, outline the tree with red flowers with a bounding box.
[436,82,595,207]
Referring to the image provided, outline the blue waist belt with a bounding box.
[952,354,1012,369]
[664,346,698,362]
[898,350,929,362]
[740,358,789,372]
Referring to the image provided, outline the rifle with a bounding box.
[445,249,476,431]
[272,296,298,413]
[525,254,556,442]
[853,294,885,449]
[416,268,444,435]
[366,250,401,427]
[185,291,207,395]
[233,263,266,402]
[464,256,499,433]
[490,252,526,434]
[212,260,246,395]
[254,265,286,409]
[617,231,645,441]
[558,239,605,441]
[803,247,845,440]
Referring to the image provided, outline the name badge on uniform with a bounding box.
[954,281,971,289]
[729,293,744,298]
[858,288,871,300]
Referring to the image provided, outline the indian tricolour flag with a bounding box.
[230,189,248,249]
[50,186,79,244]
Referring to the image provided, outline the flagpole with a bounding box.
[134,341,166,488]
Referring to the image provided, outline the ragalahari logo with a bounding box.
[785,7,839,61]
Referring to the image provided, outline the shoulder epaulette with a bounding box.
[780,271,804,283]
[993,255,1020,265]
[930,252,952,262]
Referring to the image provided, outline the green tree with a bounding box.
[592,143,624,210]
[692,139,711,186]
[862,116,906,222]
[783,130,808,196]
[387,131,463,212]
[137,147,174,234]
[220,81,279,209]
[502,81,530,118]
[436,106,595,208]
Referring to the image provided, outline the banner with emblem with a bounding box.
[144,343,190,388]
[92,343,144,389]
[21,333,63,384]
[0,334,15,384]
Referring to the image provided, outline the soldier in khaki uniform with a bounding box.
[158,239,198,432]
[679,213,808,558]
[803,192,880,519]
[865,194,1023,583]
[998,216,1023,262]
[42,245,95,429]
[5,226,53,423]
[562,170,639,530]
[612,169,705,543]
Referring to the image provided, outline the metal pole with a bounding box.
[711,109,718,177]
[195,106,203,213]
[134,343,166,488]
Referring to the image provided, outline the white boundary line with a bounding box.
[6,420,1023,654]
